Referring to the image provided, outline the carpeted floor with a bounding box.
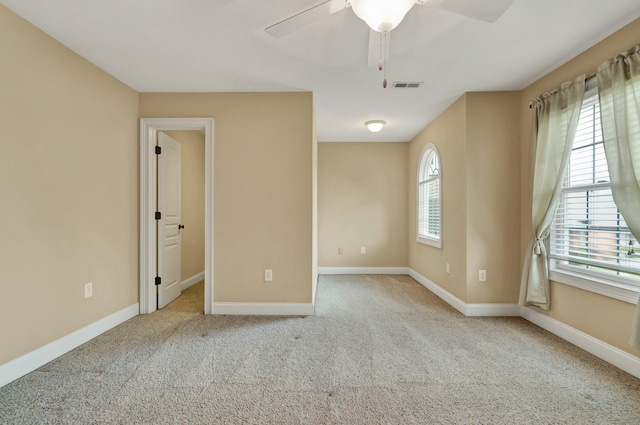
[1,274,639,424]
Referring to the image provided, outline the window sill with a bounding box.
[417,235,442,249]
[549,268,639,305]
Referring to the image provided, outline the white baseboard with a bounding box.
[319,266,410,275]
[408,268,466,315]
[520,306,640,379]
[181,271,204,290]
[466,303,521,317]
[3,272,638,388]
[408,269,519,317]
[407,268,639,377]
[0,303,139,388]
[212,302,314,316]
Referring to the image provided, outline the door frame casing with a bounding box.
[139,118,214,314]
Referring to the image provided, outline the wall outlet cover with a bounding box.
[84,282,93,298]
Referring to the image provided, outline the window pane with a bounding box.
[418,182,428,235]
[428,154,439,179]
[427,178,440,236]
[551,87,640,285]
[573,98,600,149]
[552,186,640,281]
[417,146,441,243]
[567,143,609,186]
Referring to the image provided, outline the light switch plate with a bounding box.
[84,282,93,298]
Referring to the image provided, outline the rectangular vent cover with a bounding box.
[393,82,422,88]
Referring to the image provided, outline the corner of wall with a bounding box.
[407,95,468,303]
[464,92,522,305]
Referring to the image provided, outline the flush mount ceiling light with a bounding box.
[365,120,386,133]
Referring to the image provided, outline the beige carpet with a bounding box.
[1,274,639,424]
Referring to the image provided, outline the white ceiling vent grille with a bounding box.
[393,82,423,88]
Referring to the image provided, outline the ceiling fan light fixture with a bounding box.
[365,120,386,133]
[349,0,416,32]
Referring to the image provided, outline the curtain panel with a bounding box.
[597,44,640,347]
[520,75,585,310]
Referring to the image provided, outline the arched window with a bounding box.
[417,144,442,247]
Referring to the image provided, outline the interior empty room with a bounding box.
[1,1,640,423]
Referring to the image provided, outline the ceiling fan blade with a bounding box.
[420,0,514,23]
[265,0,349,38]
[367,29,390,67]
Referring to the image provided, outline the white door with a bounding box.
[157,132,182,308]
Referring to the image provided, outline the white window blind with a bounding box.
[550,81,640,286]
[418,147,441,244]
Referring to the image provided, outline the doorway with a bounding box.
[159,130,205,310]
[139,118,214,315]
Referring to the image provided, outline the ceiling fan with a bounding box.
[266,0,514,37]
[265,0,514,87]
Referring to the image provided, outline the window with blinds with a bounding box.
[417,145,441,247]
[550,82,640,286]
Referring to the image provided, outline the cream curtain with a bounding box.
[597,44,640,347]
[519,75,585,310]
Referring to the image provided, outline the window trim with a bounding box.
[549,266,639,305]
[416,143,442,248]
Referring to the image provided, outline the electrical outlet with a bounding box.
[338,247,343,255]
[479,270,486,282]
[84,282,93,298]
[264,269,273,282]
[446,263,450,274]
[360,246,366,254]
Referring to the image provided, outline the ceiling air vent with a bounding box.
[392,81,423,89]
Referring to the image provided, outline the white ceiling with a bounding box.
[2,0,639,142]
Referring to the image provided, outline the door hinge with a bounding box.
[155,211,161,220]
[155,276,161,286]
[155,146,161,154]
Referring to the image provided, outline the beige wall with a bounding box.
[408,92,521,304]
[0,6,139,365]
[163,130,205,282]
[466,92,521,304]
[409,97,468,301]
[139,92,314,303]
[318,143,408,268]
[519,18,640,357]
